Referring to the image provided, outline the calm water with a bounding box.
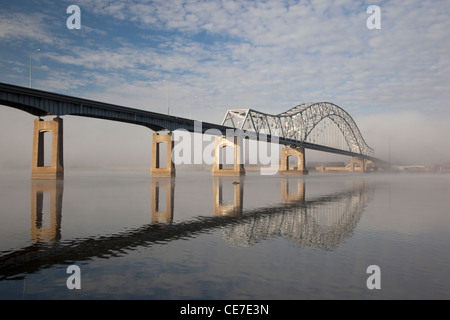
[0,169,449,300]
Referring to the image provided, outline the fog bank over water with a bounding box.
[0,105,449,171]
[356,110,450,166]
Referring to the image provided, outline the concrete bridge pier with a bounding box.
[364,159,375,171]
[350,157,366,172]
[278,146,308,175]
[211,136,245,176]
[151,132,176,177]
[31,117,64,180]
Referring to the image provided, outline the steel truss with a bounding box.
[221,102,374,157]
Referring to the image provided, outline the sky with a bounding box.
[0,0,449,170]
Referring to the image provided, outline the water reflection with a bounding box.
[151,178,175,224]
[281,178,305,203]
[222,179,372,248]
[30,180,63,243]
[0,175,373,281]
[212,177,244,217]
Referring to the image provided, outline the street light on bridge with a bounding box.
[29,48,40,88]
[191,95,197,119]
[163,79,170,115]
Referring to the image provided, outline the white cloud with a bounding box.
[15,0,447,115]
[0,12,59,44]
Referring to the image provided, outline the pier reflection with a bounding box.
[222,178,372,249]
[212,177,244,217]
[281,178,305,203]
[0,176,374,280]
[30,180,64,243]
[151,177,175,224]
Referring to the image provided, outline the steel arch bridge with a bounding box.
[222,102,375,158]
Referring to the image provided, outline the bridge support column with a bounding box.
[350,157,365,172]
[151,132,175,177]
[31,117,64,180]
[364,159,375,171]
[279,146,308,175]
[212,136,245,176]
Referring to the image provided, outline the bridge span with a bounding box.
[0,82,380,179]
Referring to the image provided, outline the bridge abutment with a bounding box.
[151,132,176,177]
[211,136,246,176]
[31,117,64,180]
[278,146,308,175]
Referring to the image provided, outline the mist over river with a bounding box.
[0,169,449,300]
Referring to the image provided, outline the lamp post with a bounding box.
[388,135,391,168]
[190,95,197,119]
[163,80,170,115]
[29,48,40,88]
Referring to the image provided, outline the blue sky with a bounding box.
[1,0,450,168]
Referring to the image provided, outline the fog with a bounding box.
[357,111,450,166]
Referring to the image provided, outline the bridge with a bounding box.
[0,82,380,179]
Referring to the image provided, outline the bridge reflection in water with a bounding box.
[30,180,64,243]
[151,178,175,224]
[221,178,372,249]
[0,176,373,280]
